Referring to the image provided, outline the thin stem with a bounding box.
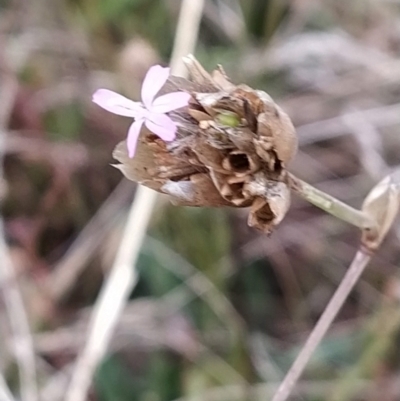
[64,2,205,401]
[287,173,377,230]
[271,250,372,401]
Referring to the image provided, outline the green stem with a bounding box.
[287,173,377,231]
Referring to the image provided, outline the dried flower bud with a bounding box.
[113,56,298,233]
[361,171,400,251]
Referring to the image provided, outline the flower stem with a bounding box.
[287,172,377,231]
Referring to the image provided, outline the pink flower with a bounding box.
[92,65,191,157]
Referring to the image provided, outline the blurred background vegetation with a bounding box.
[1,0,400,400]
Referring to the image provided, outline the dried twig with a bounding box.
[64,1,205,401]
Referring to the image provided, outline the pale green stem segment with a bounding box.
[287,173,377,231]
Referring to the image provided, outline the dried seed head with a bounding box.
[113,57,298,233]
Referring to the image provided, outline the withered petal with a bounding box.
[256,106,297,164]
[112,140,162,191]
[211,66,236,92]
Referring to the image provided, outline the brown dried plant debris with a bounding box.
[113,56,298,233]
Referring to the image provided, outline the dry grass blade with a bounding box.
[0,231,38,401]
[0,374,15,401]
[64,187,157,401]
[0,76,38,401]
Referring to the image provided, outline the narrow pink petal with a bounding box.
[150,92,191,113]
[93,89,142,117]
[127,119,144,157]
[145,113,177,141]
[141,65,170,109]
